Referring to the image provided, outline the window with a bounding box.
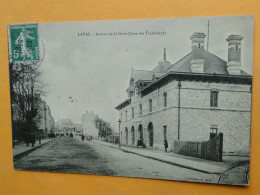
[139,104,142,116]
[132,108,134,118]
[210,126,218,134]
[120,113,122,121]
[163,125,167,141]
[163,92,167,108]
[149,99,152,112]
[210,125,218,139]
[125,110,127,121]
[210,90,218,107]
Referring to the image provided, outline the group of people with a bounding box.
[81,135,92,142]
[48,133,56,139]
[136,139,168,152]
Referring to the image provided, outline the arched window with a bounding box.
[149,99,152,112]
[132,108,134,118]
[125,110,127,121]
[139,104,142,116]
[163,92,167,107]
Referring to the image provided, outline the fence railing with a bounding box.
[173,133,223,161]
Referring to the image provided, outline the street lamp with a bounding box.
[118,119,121,148]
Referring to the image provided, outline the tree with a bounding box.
[9,60,46,146]
[95,117,112,138]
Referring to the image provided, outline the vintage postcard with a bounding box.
[8,15,253,185]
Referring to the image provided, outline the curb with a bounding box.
[13,139,55,161]
[217,161,250,184]
[93,140,221,174]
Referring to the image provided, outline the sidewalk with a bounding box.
[13,138,54,158]
[92,139,249,174]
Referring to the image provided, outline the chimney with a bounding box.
[190,32,206,73]
[226,35,243,75]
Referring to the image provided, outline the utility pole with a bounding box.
[118,119,121,148]
[207,20,209,52]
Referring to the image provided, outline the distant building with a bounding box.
[74,123,83,134]
[54,118,73,133]
[81,111,99,138]
[37,100,54,136]
[54,119,82,134]
[115,33,252,154]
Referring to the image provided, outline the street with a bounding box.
[218,163,250,185]
[14,137,220,183]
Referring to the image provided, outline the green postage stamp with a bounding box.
[8,23,39,62]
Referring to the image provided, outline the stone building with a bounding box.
[81,111,99,138]
[115,33,252,154]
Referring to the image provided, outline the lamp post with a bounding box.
[43,106,47,136]
[118,119,121,148]
[177,81,182,140]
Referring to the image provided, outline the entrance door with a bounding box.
[125,128,128,144]
[148,122,154,147]
[138,125,143,141]
[131,126,135,145]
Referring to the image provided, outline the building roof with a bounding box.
[153,72,165,79]
[115,99,131,110]
[138,48,252,96]
[131,70,153,83]
[152,60,172,73]
[167,51,228,74]
[139,71,252,96]
[116,45,252,110]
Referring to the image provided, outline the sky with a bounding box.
[38,15,254,127]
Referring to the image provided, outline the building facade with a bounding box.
[54,119,82,134]
[54,118,73,133]
[37,100,55,136]
[81,111,99,138]
[115,33,252,154]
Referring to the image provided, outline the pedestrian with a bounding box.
[164,139,168,152]
[81,135,85,141]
